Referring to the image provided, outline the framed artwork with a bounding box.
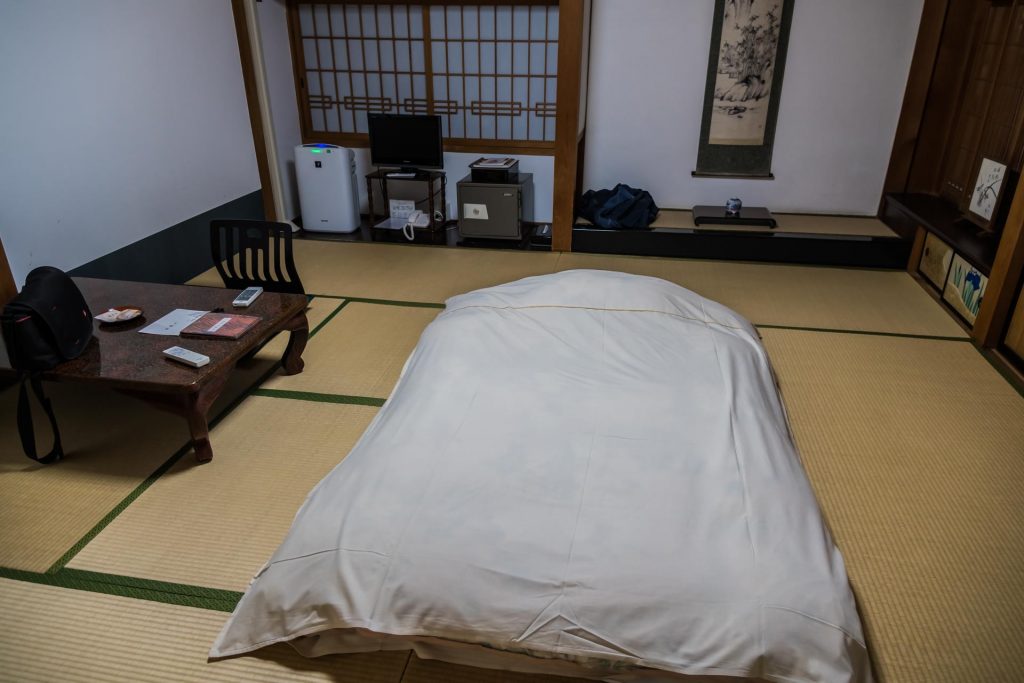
[918,232,953,291]
[967,157,1007,229]
[694,0,794,178]
[942,253,988,325]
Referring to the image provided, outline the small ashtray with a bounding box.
[96,306,143,324]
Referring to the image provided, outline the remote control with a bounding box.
[163,346,210,368]
[233,286,263,307]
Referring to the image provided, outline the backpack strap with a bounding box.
[16,374,64,464]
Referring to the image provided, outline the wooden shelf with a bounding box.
[885,193,999,275]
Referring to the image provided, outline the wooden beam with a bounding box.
[231,0,276,221]
[881,0,948,198]
[551,0,587,252]
[973,179,1024,347]
[0,234,16,307]
[907,225,928,274]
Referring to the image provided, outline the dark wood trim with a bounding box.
[986,347,1024,395]
[551,0,586,252]
[286,0,315,138]
[0,234,16,306]
[420,5,435,116]
[443,139,555,154]
[287,0,557,5]
[882,0,949,198]
[974,180,1024,347]
[574,129,587,207]
[231,0,276,221]
[298,129,555,155]
[572,227,910,269]
[902,0,985,196]
[907,225,928,274]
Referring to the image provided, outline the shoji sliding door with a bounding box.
[289,2,559,152]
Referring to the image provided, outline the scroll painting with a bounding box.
[695,0,794,177]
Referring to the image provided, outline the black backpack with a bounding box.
[578,184,660,230]
[1,267,93,463]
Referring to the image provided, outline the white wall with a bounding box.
[257,0,303,221]
[0,0,260,284]
[583,0,924,215]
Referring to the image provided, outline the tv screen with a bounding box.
[368,114,443,170]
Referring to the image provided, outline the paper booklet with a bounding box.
[180,313,261,340]
[138,309,208,336]
[471,157,517,168]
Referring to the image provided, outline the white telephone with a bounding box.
[403,210,430,240]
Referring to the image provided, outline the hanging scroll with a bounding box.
[694,0,794,178]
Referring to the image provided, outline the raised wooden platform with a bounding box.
[573,210,909,268]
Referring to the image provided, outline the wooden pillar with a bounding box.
[881,0,949,197]
[551,0,588,252]
[973,181,1024,347]
[0,235,16,307]
[231,0,276,221]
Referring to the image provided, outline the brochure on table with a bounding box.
[139,309,208,336]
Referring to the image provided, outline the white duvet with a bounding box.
[211,270,872,683]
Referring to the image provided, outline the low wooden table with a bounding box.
[0,278,309,463]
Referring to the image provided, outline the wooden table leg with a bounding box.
[183,373,229,463]
[281,310,309,375]
[122,372,229,464]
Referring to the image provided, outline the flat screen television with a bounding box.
[368,114,443,171]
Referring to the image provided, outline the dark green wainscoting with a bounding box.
[71,190,263,285]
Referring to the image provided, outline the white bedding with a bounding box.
[211,270,871,683]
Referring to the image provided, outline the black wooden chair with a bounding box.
[210,219,305,294]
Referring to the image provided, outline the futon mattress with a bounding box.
[211,269,871,683]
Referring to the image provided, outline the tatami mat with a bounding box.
[194,241,963,337]
[6,237,1021,683]
[557,253,967,337]
[256,296,343,357]
[190,240,560,302]
[402,656,581,683]
[262,302,440,399]
[761,329,1024,683]
[0,298,336,574]
[68,396,378,591]
[0,384,192,573]
[0,578,409,682]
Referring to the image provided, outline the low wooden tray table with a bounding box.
[0,278,309,463]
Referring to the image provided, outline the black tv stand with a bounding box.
[386,167,425,178]
[365,168,447,237]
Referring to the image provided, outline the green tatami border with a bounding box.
[46,443,192,574]
[310,293,446,309]
[253,388,386,407]
[753,323,971,342]
[0,566,241,613]
[309,298,349,337]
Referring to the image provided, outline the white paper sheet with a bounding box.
[138,309,207,336]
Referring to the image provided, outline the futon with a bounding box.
[210,270,871,683]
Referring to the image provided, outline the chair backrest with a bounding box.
[210,219,305,294]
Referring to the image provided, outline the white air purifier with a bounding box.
[295,144,360,233]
